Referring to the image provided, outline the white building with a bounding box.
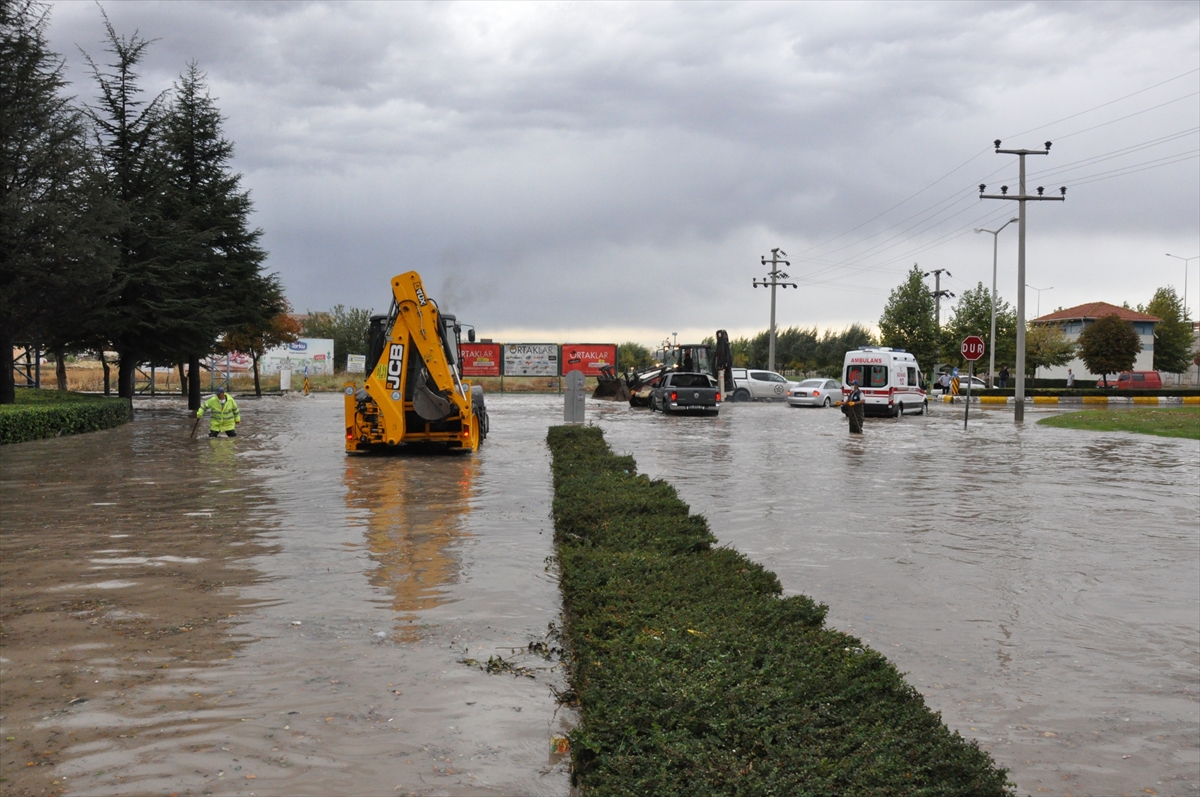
[1031,302,1159,382]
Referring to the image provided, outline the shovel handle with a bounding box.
[190,415,201,438]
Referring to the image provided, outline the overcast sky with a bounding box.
[46,1,1200,346]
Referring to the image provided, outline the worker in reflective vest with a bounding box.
[197,385,240,437]
[843,379,864,434]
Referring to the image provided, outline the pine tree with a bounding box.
[0,0,116,402]
[1077,314,1140,387]
[1143,287,1193,374]
[81,11,174,399]
[161,62,272,408]
[878,264,939,380]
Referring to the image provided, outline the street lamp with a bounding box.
[1026,284,1054,318]
[1026,284,1054,384]
[1165,253,1199,320]
[975,217,1019,386]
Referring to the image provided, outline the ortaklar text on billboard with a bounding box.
[562,344,617,377]
[503,344,559,376]
[458,343,501,376]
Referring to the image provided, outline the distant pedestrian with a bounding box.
[197,385,240,437]
[999,366,1010,389]
[939,372,951,394]
[844,379,865,434]
[1066,368,1075,388]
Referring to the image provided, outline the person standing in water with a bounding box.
[844,378,865,434]
[197,385,240,437]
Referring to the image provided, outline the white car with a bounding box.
[787,378,842,408]
[729,368,799,401]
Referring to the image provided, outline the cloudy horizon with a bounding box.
[44,0,1200,348]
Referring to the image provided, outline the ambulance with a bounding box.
[842,347,927,417]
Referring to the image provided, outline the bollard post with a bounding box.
[564,370,586,424]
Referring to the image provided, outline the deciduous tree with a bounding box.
[1077,314,1140,387]
[618,342,652,372]
[1024,323,1076,378]
[1142,287,1193,374]
[879,265,939,379]
[222,294,301,397]
[303,305,373,371]
[945,283,1016,372]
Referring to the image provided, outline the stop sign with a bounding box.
[961,335,985,361]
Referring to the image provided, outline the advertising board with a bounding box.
[459,343,502,377]
[561,344,617,377]
[503,343,559,376]
[258,338,335,375]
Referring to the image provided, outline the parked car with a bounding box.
[958,374,988,392]
[729,368,798,401]
[787,378,842,408]
[1113,370,1162,389]
[649,372,720,416]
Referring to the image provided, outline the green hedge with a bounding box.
[0,393,131,444]
[548,425,1012,796]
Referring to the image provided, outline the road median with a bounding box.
[547,424,1011,796]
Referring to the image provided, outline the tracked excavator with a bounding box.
[344,271,488,453]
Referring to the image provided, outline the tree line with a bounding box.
[878,264,1194,385]
[2,2,290,407]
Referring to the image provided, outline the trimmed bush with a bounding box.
[548,425,1012,796]
[0,392,131,444]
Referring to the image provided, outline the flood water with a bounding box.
[1,394,1197,797]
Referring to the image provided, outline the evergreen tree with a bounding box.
[1077,314,1140,387]
[0,0,116,402]
[161,62,272,408]
[1143,287,1194,374]
[878,264,938,380]
[82,12,174,399]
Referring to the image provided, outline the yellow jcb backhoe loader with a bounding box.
[344,271,488,453]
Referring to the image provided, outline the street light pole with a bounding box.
[975,218,1019,387]
[1026,284,1054,319]
[1165,253,1199,321]
[752,248,797,373]
[980,140,1066,422]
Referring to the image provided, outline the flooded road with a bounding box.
[1,394,573,796]
[2,394,1197,796]
[593,400,1200,797]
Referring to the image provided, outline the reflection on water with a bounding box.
[344,452,478,635]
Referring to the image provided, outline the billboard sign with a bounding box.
[459,343,502,377]
[259,338,335,375]
[562,344,617,377]
[503,343,559,376]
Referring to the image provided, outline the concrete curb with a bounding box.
[939,395,1197,405]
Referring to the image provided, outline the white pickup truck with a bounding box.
[728,368,798,401]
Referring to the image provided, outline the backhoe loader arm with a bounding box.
[391,272,459,396]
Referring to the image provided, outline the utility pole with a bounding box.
[975,218,1019,387]
[925,268,954,380]
[980,139,1065,422]
[753,248,796,373]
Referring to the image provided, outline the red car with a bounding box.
[1113,371,1162,389]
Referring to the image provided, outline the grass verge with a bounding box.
[0,391,131,444]
[547,425,1011,796]
[1036,406,1200,440]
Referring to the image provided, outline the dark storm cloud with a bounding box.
[47,1,1200,340]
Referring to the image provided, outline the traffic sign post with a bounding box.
[961,336,985,429]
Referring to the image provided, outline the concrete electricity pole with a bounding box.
[980,139,1065,422]
[753,248,796,373]
[925,268,954,330]
[975,218,1019,387]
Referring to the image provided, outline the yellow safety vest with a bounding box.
[197,394,240,432]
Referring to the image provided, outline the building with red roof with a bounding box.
[1030,301,1160,381]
